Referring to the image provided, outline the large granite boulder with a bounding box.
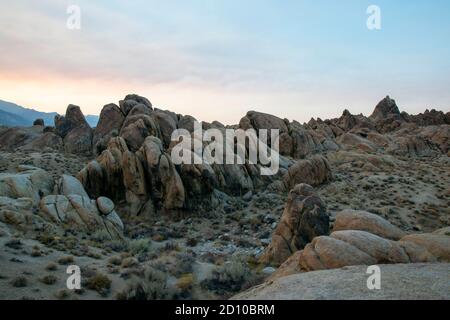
[55,105,93,155]
[0,166,54,205]
[261,184,329,266]
[282,155,332,190]
[233,263,450,300]
[93,103,125,155]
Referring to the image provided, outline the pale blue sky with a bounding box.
[0,0,449,123]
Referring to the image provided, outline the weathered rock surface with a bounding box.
[40,194,123,239]
[333,209,406,240]
[20,132,63,152]
[239,111,288,134]
[96,196,115,215]
[282,155,332,190]
[233,263,450,300]
[270,226,448,278]
[56,174,89,198]
[93,103,125,155]
[0,165,123,240]
[0,126,44,150]
[55,104,93,155]
[79,136,185,215]
[261,184,329,266]
[0,166,54,205]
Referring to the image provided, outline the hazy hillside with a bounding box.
[0,109,29,127]
[0,99,98,127]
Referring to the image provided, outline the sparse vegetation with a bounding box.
[85,273,112,296]
[55,289,71,300]
[39,275,58,285]
[201,258,253,295]
[5,239,22,250]
[45,262,58,271]
[57,255,74,265]
[10,276,28,287]
[116,265,178,300]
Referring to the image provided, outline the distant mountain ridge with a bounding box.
[0,99,99,127]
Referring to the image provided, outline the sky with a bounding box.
[0,0,449,124]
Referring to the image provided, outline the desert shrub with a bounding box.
[85,273,112,296]
[186,237,198,247]
[37,232,58,247]
[10,276,28,287]
[170,252,195,277]
[45,262,58,271]
[176,273,194,297]
[39,275,58,285]
[30,249,42,257]
[164,240,179,252]
[121,257,139,268]
[90,229,111,242]
[54,289,71,300]
[108,255,122,266]
[5,239,22,250]
[57,255,74,265]
[129,239,151,256]
[201,257,251,294]
[116,266,178,300]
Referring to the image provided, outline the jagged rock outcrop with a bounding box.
[178,115,198,133]
[152,109,178,147]
[406,109,450,126]
[78,136,185,216]
[370,96,401,121]
[5,93,448,218]
[288,122,327,158]
[55,104,93,155]
[261,184,330,266]
[138,136,185,210]
[334,109,374,132]
[119,94,153,116]
[386,132,441,157]
[119,112,161,152]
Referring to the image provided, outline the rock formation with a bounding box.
[268,210,450,279]
[261,184,330,266]
[0,166,123,240]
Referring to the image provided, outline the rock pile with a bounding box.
[0,166,123,240]
[269,210,450,279]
